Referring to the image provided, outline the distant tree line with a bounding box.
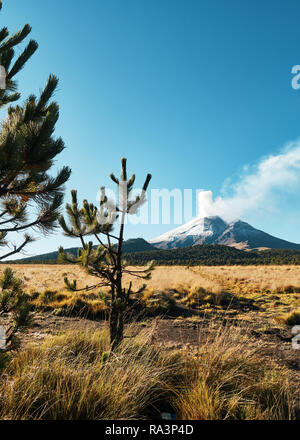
[122,246,300,266]
[7,245,300,266]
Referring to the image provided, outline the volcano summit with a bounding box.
[150,216,300,251]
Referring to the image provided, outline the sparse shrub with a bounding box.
[55,293,68,302]
[29,291,40,300]
[285,286,300,293]
[52,307,65,317]
[141,290,175,316]
[283,310,300,326]
[29,289,108,319]
[50,297,107,319]
[181,286,234,308]
[40,290,57,304]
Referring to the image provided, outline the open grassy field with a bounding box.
[1,264,299,322]
[0,264,299,420]
[3,263,300,294]
[2,263,300,297]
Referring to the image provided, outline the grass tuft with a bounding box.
[0,326,183,420]
[0,324,294,420]
[174,326,293,420]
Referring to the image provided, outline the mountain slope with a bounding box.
[8,238,155,264]
[217,220,300,250]
[121,238,155,252]
[149,216,228,249]
[150,216,300,251]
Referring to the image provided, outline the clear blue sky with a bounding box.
[3,0,300,256]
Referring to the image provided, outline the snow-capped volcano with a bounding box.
[150,216,228,249]
[150,216,300,251]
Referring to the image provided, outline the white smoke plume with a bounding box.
[197,139,300,222]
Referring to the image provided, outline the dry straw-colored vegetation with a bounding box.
[0,326,182,420]
[175,325,293,420]
[3,264,300,296]
[1,264,299,322]
[0,324,294,420]
[0,263,299,420]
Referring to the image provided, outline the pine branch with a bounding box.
[0,24,31,51]
[0,27,9,44]
[0,234,33,260]
[35,74,59,115]
[8,39,38,79]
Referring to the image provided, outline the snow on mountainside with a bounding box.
[150,216,228,249]
[150,216,300,251]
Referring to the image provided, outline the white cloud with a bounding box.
[198,139,300,222]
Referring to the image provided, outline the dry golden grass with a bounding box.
[0,264,223,293]
[0,264,298,420]
[2,264,300,295]
[0,324,294,420]
[174,324,293,420]
[189,266,300,320]
[0,264,99,293]
[0,326,184,420]
[1,264,299,320]
[197,265,300,293]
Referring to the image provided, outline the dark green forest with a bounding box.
[124,245,300,266]
[7,243,300,266]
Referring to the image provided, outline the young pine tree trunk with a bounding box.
[109,279,124,351]
[110,306,124,350]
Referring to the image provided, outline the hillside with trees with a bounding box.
[124,245,300,266]
[7,243,300,266]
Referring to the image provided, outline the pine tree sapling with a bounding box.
[0,267,32,350]
[59,158,153,350]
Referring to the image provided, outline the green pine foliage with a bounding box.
[0,2,71,260]
[0,267,32,351]
[0,0,71,349]
[0,1,38,109]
